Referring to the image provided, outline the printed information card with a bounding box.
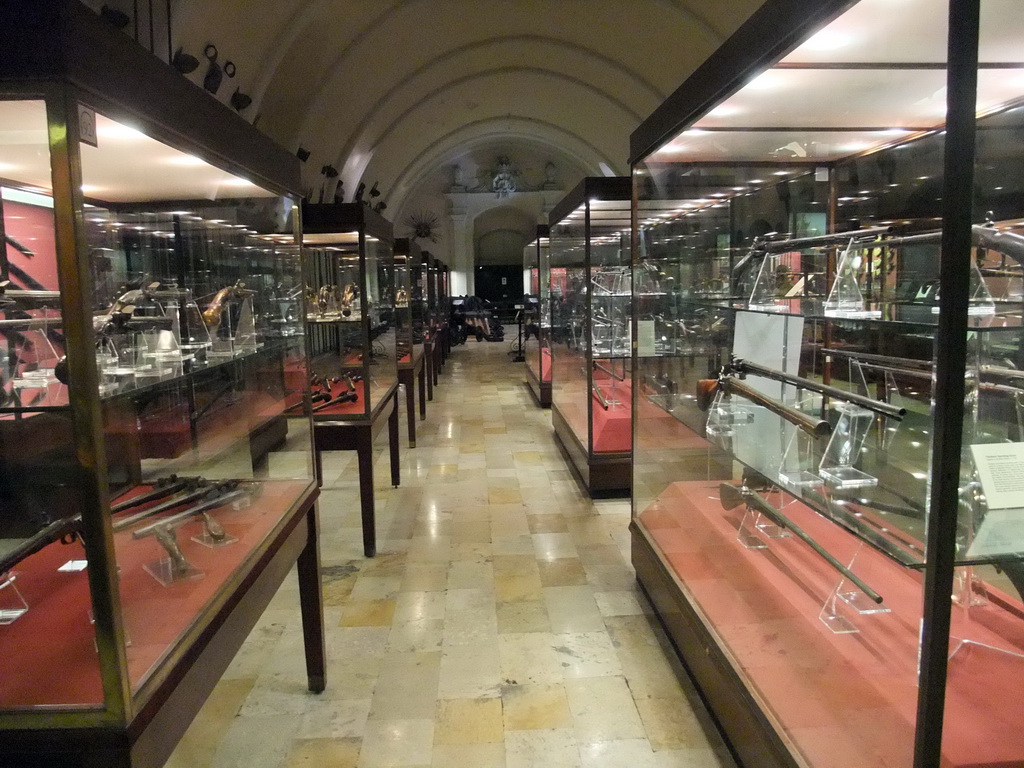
[966,442,1024,558]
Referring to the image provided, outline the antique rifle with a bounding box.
[131,485,248,539]
[696,374,831,438]
[729,357,906,421]
[112,479,231,532]
[0,515,82,574]
[720,482,884,604]
[110,475,196,514]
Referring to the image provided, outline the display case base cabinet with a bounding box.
[313,385,401,558]
[526,365,551,408]
[397,349,427,448]
[551,404,630,494]
[630,523,799,768]
[2,494,324,768]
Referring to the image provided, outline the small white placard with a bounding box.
[966,509,1024,559]
[970,442,1024,510]
[966,442,1024,558]
[78,104,98,147]
[637,320,655,357]
[58,560,88,572]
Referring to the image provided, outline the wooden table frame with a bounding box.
[313,384,401,557]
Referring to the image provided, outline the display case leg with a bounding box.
[418,366,426,420]
[357,443,376,558]
[297,505,326,693]
[389,393,401,488]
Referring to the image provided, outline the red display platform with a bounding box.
[541,347,551,383]
[0,479,310,709]
[638,483,1024,768]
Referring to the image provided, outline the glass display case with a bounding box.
[630,2,1024,767]
[549,177,632,492]
[300,203,399,422]
[433,257,450,369]
[0,3,322,764]
[395,238,426,447]
[523,226,551,406]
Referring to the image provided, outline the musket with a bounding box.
[0,515,81,574]
[732,226,894,280]
[112,479,228,532]
[883,225,1024,267]
[729,357,906,421]
[697,374,832,438]
[132,486,249,539]
[109,475,198,514]
[720,482,884,604]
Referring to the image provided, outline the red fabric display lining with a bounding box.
[0,480,308,709]
[639,482,1024,767]
[541,347,552,383]
[591,377,631,454]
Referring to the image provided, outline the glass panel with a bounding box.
[589,200,631,455]
[550,204,589,447]
[369,236,397,409]
[633,2,1024,766]
[78,109,313,695]
[523,235,547,387]
[538,239,552,386]
[394,253,414,363]
[0,99,104,709]
[305,242,367,417]
[940,1,1024,761]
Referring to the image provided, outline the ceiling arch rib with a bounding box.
[385,117,613,216]
[333,70,638,202]
[299,35,663,185]
[297,34,665,148]
[289,0,725,149]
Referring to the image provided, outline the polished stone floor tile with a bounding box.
[538,558,590,587]
[434,697,504,744]
[166,344,735,768]
[285,737,361,767]
[340,599,398,627]
[543,585,605,633]
[505,728,581,768]
[565,676,646,742]
[502,682,572,730]
[496,599,551,634]
[358,719,434,768]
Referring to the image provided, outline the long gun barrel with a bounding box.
[131,488,248,539]
[112,480,228,532]
[697,376,832,438]
[731,357,906,421]
[760,226,894,254]
[0,515,81,574]
[720,483,884,604]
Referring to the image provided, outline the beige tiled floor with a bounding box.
[166,341,736,768]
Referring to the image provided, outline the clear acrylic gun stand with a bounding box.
[818,403,879,489]
[818,543,891,634]
[0,571,29,624]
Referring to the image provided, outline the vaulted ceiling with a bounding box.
[166,0,764,210]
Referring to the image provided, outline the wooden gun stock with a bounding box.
[698,377,831,438]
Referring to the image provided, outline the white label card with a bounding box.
[970,442,1024,510]
[966,442,1024,559]
[637,320,655,357]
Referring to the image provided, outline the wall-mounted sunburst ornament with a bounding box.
[404,210,440,243]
